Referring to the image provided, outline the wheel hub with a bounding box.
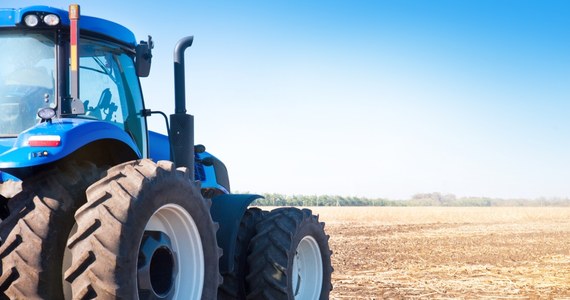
[138,230,177,299]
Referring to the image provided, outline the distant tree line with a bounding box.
[246,192,570,207]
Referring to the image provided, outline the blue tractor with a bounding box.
[0,4,332,300]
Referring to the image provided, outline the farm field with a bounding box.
[307,206,570,299]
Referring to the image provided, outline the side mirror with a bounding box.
[136,36,153,77]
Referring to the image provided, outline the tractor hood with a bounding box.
[0,118,140,169]
[0,138,15,155]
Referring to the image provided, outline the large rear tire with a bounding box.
[246,207,333,300]
[219,207,266,299]
[0,161,102,299]
[65,159,222,299]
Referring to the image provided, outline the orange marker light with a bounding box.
[69,4,80,20]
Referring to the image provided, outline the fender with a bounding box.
[0,118,140,169]
[210,193,263,273]
[0,139,15,160]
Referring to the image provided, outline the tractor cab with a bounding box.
[0,6,149,171]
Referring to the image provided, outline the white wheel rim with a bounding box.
[292,236,323,299]
[144,203,204,300]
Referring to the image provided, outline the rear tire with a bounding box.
[246,207,333,300]
[219,207,266,299]
[65,159,222,299]
[0,161,102,299]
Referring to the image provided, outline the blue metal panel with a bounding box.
[0,118,140,169]
[197,151,229,193]
[210,194,263,273]
[0,8,17,26]
[0,6,136,47]
[0,138,15,155]
[148,131,170,161]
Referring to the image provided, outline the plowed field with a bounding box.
[308,207,570,299]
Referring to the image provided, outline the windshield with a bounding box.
[0,32,55,136]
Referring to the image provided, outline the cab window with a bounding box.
[77,39,147,156]
[0,32,55,136]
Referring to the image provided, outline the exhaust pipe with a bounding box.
[174,36,194,114]
[170,36,195,175]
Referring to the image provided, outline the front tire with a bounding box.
[246,207,333,300]
[0,161,102,299]
[65,159,222,299]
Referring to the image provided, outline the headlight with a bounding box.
[37,107,56,121]
[43,14,60,26]
[24,14,39,27]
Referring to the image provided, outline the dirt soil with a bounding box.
[308,207,570,299]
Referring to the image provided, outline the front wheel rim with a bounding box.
[142,203,204,299]
[292,235,323,299]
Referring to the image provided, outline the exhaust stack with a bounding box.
[170,36,195,176]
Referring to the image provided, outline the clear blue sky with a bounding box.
[5,1,570,199]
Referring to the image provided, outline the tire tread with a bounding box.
[0,162,102,299]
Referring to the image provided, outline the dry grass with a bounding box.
[305,207,570,299]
